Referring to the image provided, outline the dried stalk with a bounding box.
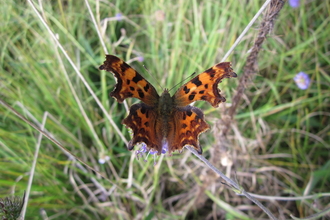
[193,0,286,217]
[224,0,286,135]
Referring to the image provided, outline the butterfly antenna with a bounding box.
[143,65,164,90]
[168,71,197,93]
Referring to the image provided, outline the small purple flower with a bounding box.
[148,150,157,155]
[161,142,168,154]
[289,0,300,8]
[139,144,148,153]
[135,142,167,161]
[137,56,144,62]
[294,72,310,90]
[115,13,123,21]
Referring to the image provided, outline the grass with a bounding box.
[1,0,329,219]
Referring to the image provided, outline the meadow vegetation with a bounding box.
[0,0,329,219]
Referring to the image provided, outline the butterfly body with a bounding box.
[99,55,236,155]
[157,90,174,140]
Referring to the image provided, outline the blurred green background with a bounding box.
[0,0,329,219]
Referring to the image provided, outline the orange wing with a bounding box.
[173,62,237,107]
[122,103,164,154]
[99,55,159,106]
[167,106,210,154]
[123,104,209,155]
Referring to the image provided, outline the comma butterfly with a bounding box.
[99,55,236,155]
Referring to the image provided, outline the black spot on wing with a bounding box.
[191,77,202,87]
[144,84,149,92]
[137,89,144,99]
[183,86,190,94]
[126,92,133,97]
[132,73,143,83]
[188,94,195,100]
[120,62,130,73]
[186,109,193,116]
[205,67,216,77]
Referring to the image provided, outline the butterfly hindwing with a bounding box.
[173,62,237,108]
[99,55,159,106]
[122,103,163,153]
[167,106,210,154]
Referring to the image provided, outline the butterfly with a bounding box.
[99,55,236,155]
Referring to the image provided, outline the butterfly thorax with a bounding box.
[158,89,174,138]
[158,89,173,114]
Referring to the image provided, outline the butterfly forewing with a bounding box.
[173,62,237,108]
[99,55,159,106]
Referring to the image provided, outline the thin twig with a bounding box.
[20,112,48,219]
[186,146,277,220]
